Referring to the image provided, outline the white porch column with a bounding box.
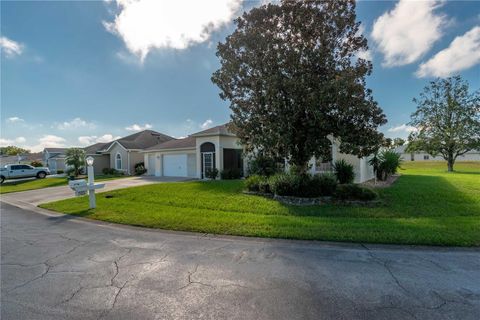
[214,142,221,172]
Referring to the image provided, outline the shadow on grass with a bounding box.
[380,174,480,217]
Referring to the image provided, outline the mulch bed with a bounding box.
[361,174,400,189]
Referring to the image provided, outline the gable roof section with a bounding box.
[43,148,68,154]
[144,136,196,152]
[84,142,112,155]
[190,123,235,137]
[87,130,175,153]
[116,130,174,149]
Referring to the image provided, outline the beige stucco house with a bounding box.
[143,125,244,179]
[85,130,174,175]
[142,124,375,183]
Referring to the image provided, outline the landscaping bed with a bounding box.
[40,162,480,246]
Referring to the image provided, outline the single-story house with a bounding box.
[85,130,174,175]
[43,148,68,173]
[142,124,375,183]
[142,125,244,179]
[394,145,480,161]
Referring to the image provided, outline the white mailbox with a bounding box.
[69,179,88,196]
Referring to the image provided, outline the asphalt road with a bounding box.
[1,203,479,320]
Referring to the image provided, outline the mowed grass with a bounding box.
[41,161,480,246]
[0,175,127,194]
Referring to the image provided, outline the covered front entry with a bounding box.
[200,142,216,179]
[163,154,188,177]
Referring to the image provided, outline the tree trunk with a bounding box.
[447,154,454,172]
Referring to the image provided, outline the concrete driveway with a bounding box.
[1,176,192,206]
[1,203,479,320]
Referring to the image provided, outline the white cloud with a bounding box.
[416,26,480,78]
[0,36,23,58]
[56,117,95,130]
[78,134,121,146]
[20,135,67,152]
[357,49,372,61]
[200,119,213,130]
[388,124,418,133]
[0,138,14,147]
[104,0,242,62]
[0,137,27,146]
[15,137,26,144]
[6,116,24,123]
[125,123,152,131]
[372,0,447,67]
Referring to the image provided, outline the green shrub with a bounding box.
[56,169,64,174]
[205,168,219,180]
[245,175,263,192]
[269,173,305,197]
[311,173,337,196]
[333,159,355,184]
[258,178,271,194]
[248,154,282,176]
[134,162,147,175]
[30,160,43,167]
[335,184,377,201]
[220,168,242,179]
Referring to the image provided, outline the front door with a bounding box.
[202,152,214,178]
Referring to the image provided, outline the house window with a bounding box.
[315,148,333,172]
[423,155,429,160]
[115,153,122,170]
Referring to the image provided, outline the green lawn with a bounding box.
[0,175,127,194]
[40,161,480,246]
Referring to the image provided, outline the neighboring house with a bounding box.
[0,152,43,167]
[85,130,174,175]
[43,148,68,173]
[143,125,244,179]
[394,145,480,161]
[142,124,375,183]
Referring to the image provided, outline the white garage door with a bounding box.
[163,154,188,177]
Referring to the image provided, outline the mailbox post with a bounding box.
[86,156,96,208]
[69,157,104,209]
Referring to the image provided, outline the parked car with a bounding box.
[0,164,51,184]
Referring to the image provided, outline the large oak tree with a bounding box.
[212,0,386,173]
[407,76,480,172]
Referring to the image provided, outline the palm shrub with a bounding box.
[65,148,85,177]
[376,150,402,180]
[333,159,355,184]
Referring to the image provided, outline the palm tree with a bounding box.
[65,148,86,177]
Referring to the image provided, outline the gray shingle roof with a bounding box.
[190,123,235,137]
[86,130,174,153]
[84,142,111,155]
[144,136,196,151]
[43,148,68,153]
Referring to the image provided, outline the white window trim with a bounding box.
[115,152,122,170]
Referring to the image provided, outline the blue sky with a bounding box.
[1,0,479,152]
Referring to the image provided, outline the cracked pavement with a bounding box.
[1,203,479,319]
